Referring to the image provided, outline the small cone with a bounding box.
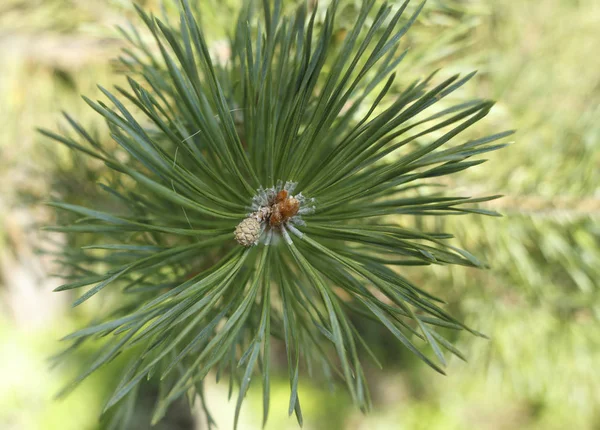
[234,217,261,247]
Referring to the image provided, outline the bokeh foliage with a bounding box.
[0,0,598,429]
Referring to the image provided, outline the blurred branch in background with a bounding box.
[0,0,598,429]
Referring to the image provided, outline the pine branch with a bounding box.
[41,0,511,427]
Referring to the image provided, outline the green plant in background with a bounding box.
[40,0,512,428]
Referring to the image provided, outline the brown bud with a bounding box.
[275,190,288,203]
[279,197,300,219]
[269,204,284,227]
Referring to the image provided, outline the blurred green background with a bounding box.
[0,0,598,429]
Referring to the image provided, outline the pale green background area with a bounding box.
[0,0,598,429]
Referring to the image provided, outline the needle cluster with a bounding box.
[40,0,512,428]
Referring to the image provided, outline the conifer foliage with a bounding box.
[41,0,512,427]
